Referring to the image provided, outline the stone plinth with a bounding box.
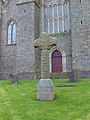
[37,79,54,100]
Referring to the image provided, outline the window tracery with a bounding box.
[42,0,70,33]
[7,20,16,45]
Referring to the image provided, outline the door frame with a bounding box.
[49,47,66,73]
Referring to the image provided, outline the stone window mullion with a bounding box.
[57,4,59,32]
[52,3,54,33]
[48,20,50,33]
[67,2,70,31]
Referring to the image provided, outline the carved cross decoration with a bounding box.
[34,32,56,79]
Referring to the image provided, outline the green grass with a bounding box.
[0,79,90,120]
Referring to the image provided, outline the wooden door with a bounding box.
[52,50,62,73]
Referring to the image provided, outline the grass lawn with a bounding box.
[0,78,90,120]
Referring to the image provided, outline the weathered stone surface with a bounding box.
[37,79,54,100]
[34,32,56,50]
[34,32,56,79]
[0,0,5,3]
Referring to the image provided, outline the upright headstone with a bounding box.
[69,69,79,82]
[34,32,56,100]
[10,74,18,84]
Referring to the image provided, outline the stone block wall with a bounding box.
[0,0,90,79]
[70,0,90,78]
[0,2,2,78]
[34,1,41,79]
[16,1,40,79]
[0,0,41,79]
[0,0,17,79]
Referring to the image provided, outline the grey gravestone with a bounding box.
[10,74,18,84]
[34,32,56,100]
[69,69,79,82]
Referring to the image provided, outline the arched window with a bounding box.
[54,5,57,17]
[7,20,16,45]
[42,0,69,33]
[58,3,62,16]
[49,5,52,18]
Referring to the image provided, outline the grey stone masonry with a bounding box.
[70,0,90,78]
[37,79,54,100]
[16,0,40,79]
[0,0,90,80]
[0,0,4,78]
[34,32,56,100]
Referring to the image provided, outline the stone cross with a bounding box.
[34,32,56,79]
[34,32,56,100]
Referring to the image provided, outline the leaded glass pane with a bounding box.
[58,4,62,16]
[54,5,57,17]
[49,5,52,18]
[44,7,48,19]
[49,19,53,33]
[63,3,68,16]
[59,19,63,32]
[44,20,48,32]
[12,24,16,44]
[64,18,68,32]
[8,24,11,44]
[54,19,58,33]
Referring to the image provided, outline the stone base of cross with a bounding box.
[34,32,56,100]
[37,79,54,100]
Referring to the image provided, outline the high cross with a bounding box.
[34,32,56,79]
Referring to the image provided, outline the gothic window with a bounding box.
[43,0,69,33]
[7,20,16,45]
[54,5,57,17]
[49,5,52,17]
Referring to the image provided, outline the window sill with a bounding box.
[49,31,70,36]
[5,43,17,46]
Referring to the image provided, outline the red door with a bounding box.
[52,50,62,73]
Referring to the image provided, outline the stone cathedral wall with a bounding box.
[0,0,90,79]
[0,0,17,79]
[70,0,90,78]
